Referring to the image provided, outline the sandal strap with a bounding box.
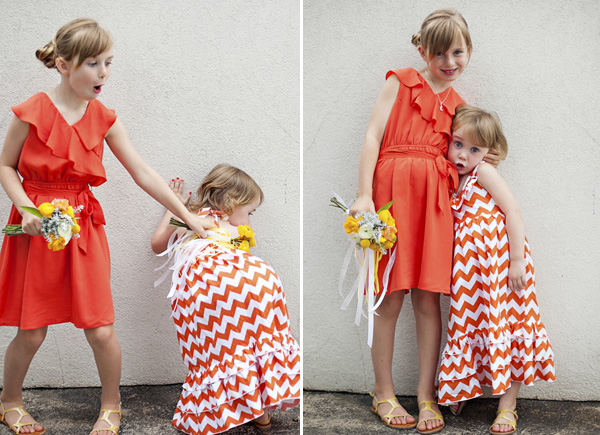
[418,400,444,424]
[491,409,518,430]
[0,403,42,432]
[369,393,411,420]
[90,404,121,435]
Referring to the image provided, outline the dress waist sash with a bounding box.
[23,180,106,253]
[378,145,459,213]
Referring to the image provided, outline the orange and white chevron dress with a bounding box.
[437,165,555,405]
[160,212,300,435]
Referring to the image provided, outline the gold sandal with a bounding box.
[369,392,417,429]
[489,409,518,435]
[89,403,121,435]
[0,402,45,435]
[252,413,271,430]
[449,400,467,416]
[417,400,445,435]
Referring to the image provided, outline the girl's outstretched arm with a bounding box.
[349,75,399,216]
[151,178,191,253]
[105,118,211,238]
[477,162,526,291]
[0,115,42,235]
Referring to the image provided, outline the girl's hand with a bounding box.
[349,195,375,217]
[483,151,501,168]
[184,213,215,239]
[21,211,42,236]
[169,178,191,205]
[508,258,527,291]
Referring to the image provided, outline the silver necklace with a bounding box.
[424,69,451,111]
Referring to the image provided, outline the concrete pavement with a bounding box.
[303,390,600,435]
[7,384,299,434]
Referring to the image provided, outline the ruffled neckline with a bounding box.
[451,164,480,210]
[12,92,116,185]
[386,67,464,138]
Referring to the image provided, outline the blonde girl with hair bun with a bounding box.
[440,105,555,434]
[0,18,214,435]
[349,9,498,434]
[151,164,300,435]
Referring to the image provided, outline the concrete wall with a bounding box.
[304,0,600,400]
[0,0,299,388]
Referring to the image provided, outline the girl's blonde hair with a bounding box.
[453,105,508,160]
[36,18,113,69]
[411,9,472,58]
[189,164,264,215]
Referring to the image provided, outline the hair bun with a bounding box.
[411,32,421,47]
[35,40,57,69]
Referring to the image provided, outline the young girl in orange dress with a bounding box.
[438,105,555,435]
[152,164,300,435]
[348,9,502,434]
[0,19,213,435]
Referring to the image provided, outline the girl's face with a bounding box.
[62,49,113,100]
[228,198,261,226]
[448,126,489,175]
[420,35,469,87]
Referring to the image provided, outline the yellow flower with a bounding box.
[238,240,250,252]
[343,216,359,234]
[238,225,255,239]
[65,206,75,218]
[384,240,395,250]
[359,239,370,248]
[378,210,392,224]
[249,237,256,247]
[38,202,54,218]
[48,237,66,251]
[379,237,386,244]
[72,223,81,234]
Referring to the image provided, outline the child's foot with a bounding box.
[252,412,271,430]
[370,393,416,428]
[416,400,444,434]
[449,400,466,416]
[489,409,518,434]
[0,401,45,434]
[89,403,121,435]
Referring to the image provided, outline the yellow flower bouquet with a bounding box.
[169,218,257,252]
[330,193,398,347]
[330,197,397,254]
[2,199,82,251]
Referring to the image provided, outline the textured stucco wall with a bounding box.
[304,0,600,400]
[0,0,299,388]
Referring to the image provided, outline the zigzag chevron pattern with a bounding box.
[169,239,300,435]
[438,168,555,405]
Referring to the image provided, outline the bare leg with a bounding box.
[84,324,122,435]
[0,327,47,434]
[491,383,521,433]
[412,289,444,432]
[370,291,415,426]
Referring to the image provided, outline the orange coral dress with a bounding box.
[373,68,463,294]
[0,92,116,330]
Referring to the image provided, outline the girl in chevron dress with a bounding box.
[438,106,555,435]
[152,164,300,435]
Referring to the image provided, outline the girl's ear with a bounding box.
[55,57,70,75]
[418,46,428,63]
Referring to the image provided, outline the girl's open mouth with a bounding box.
[93,85,103,94]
